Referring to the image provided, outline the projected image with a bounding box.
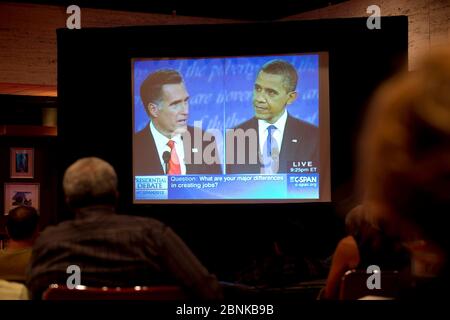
[132,54,330,203]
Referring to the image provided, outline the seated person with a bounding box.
[27,157,223,300]
[323,205,408,299]
[0,206,39,283]
[360,46,450,299]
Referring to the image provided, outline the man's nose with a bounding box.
[181,101,189,114]
[254,91,267,102]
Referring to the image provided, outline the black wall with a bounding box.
[56,17,408,280]
[0,95,59,235]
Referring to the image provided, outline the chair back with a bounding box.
[42,284,186,300]
[339,269,400,300]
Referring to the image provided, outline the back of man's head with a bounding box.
[63,157,118,209]
[140,69,183,113]
[260,59,298,93]
[7,206,39,241]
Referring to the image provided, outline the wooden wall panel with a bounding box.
[284,0,450,70]
[1,1,448,85]
[0,2,236,86]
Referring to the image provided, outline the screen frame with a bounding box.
[130,52,331,204]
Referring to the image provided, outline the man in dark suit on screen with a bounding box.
[134,69,221,175]
[226,59,319,174]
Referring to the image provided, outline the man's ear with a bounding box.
[148,103,159,118]
[286,91,298,105]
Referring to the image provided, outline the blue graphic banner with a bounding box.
[134,174,319,201]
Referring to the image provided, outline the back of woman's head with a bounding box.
[360,46,450,252]
[345,205,369,237]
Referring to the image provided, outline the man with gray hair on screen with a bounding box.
[27,157,222,300]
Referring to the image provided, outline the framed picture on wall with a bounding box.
[4,183,40,215]
[10,147,34,178]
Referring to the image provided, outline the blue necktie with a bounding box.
[266,125,277,157]
[261,125,279,174]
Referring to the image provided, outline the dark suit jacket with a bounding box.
[134,124,222,175]
[28,206,223,300]
[226,114,319,174]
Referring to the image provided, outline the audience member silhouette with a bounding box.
[323,205,408,299]
[360,46,450,299]
[27,157,223,300]
[0,206,39,283]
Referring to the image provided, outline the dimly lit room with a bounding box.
[0,0,449,314]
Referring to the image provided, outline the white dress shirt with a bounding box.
[149,121,186,174]
[258,109,288,156]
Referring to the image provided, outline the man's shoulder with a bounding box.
[111,214,169,241]
[39,220,73,236]
[287,115,318,132]
[186,125,218,143]
[37,214,166,242]
[85,213,166,233]
[135,125,151,140]
[114,214,165,228]
[286,115,319,141]
[233,117,257,130]
[186,125,210,134]
[35,221,74,248]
